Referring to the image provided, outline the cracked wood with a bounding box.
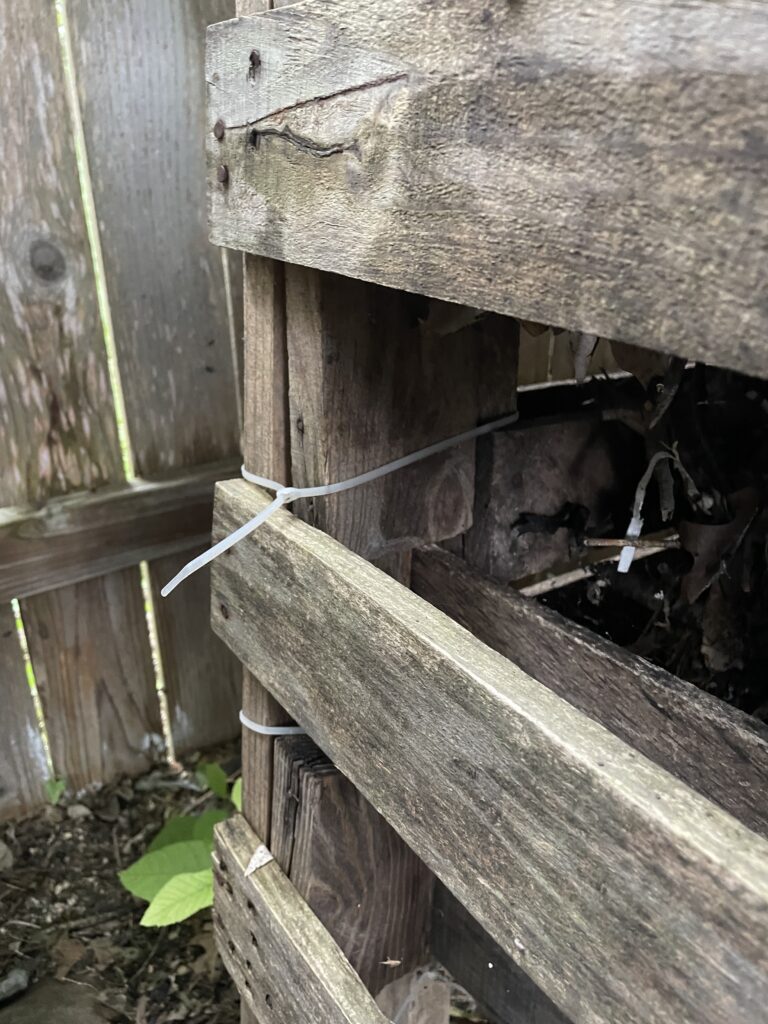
[206,0,768,377]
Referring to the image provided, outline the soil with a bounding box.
[0,746,241,1024]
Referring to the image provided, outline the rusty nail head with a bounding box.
[213,119,225,140]
[217,164,229,185]
[249,49,261,70]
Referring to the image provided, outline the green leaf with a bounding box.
[44,777,66,806]
[230,777,242,812]
[140,869,213,927]
[196,762,229,799]
[119,840,211,902]
[192,809,229,846]
[148,816,198,852]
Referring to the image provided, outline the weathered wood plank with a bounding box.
[67,0,240,478]
[432,883,569,1024]
[21,569,162,791]
[412,546,768,837]
[67,0,244,757]
[212,479,768,1024]
[214,815,388,1024]
[271,738,431,995]
[0,461,237,603]
[0,1,122,507]
[286,269,517,556]
[207,0,768,377]
[0,0,164,790]
[0,605,47,820]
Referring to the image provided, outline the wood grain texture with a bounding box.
[241,670,296,841]
[412,546,768,837]
[0,461,237,602]
[211,479,768,1024]
[243,254,290,485]
[270,738,431,995]
[0,0,164,794]
[207,0,768,377]
[286,269,518,556]
[0,604,47,820]
[150,547,241,756]
[214,815,388,1024]
[432,884,569,1024]
[67,0,240,478]
[21,569,162,791]
[0,0,121,506]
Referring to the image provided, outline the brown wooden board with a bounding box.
[0,461,237,603]
[286,269,518,557]
[21,569,162,792]
[270,738,431,995]
[67,0,240,478]
[0,605,47,819]
[412,546,768,838]
[206,0,768,378]
[0,4,121,508]
[214,815,388,1024]
[212,479,768,1024]
[67,0,245,754]
[0,0,163,793]
[432,883,569,1024]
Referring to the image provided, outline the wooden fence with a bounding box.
[0,0,243,818]
[205,3,768,1024]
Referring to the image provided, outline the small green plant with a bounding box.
[44,777,67,805]
[119,765,241,926]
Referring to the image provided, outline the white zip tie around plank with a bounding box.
[160,411,520,597]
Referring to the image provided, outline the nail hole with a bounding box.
[220,603,230,619]
[265,994,273,1008]
[213,119,225,140]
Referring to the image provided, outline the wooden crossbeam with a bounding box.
[0,460,237,601]
[211,478,768,1024]
[412,545,768,838]
[206,0,768,377]
[214,814,387,1024]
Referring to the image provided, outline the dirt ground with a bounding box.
[0,747,241,1024]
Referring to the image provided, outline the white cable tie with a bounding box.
[161,410,519,596]
[618,451,674,574]
[239,709,307,736]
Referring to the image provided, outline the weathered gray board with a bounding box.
[211,479,768,1024]
[0,461,236,603]
[206,0,768,378]
[67,0,243,755]
[214,815,387,1024]
[412,546,768,838]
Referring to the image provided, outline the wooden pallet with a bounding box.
[206,4,768,1023]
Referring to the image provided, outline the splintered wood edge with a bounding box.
[213,815,387,1024]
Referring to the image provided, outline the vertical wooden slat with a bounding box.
[149,547,240,755]
[66,0,242,753]
[0,0,160,795]
[23,570,163,791]
[66,0,241,478]
[0,605,46,819]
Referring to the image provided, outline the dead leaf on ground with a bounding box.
[52,935,86,980]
